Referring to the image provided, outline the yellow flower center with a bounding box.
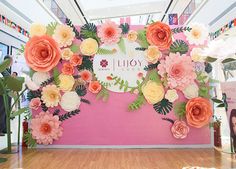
[192,30,201,39]
[62,32,68,38]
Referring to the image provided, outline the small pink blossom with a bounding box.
[98,20,122,45]
[30,112,63,145]
[158,53,196,90]
[29,98,41,110]
[171,120,190,139]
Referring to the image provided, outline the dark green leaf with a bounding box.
[144,62,159,71]
[65,18,82,40]
[80,23,100,42]
[170,40,188,54]
[0,58,11,73]
[78,57,93,71]
[174,102,186,118]
[171,27,191,34]
[5,76,24,91]
[119,23,129,34]
[75,85,87,96]
[153,99,173,115]
[217,103,225,108]
[211,98,223,103]
[135,47,147,51]
[222,58,236,64]
[10,107,28,118]
[205,56,217,63]
[59,109,80,121]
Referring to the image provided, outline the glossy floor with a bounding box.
[0,148,236,169]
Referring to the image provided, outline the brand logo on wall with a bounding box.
[93,38,148,93]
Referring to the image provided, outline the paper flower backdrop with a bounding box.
[23,18,216,146]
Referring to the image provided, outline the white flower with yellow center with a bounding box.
[61,48,73,60]
[53,25,75,47]
[190,47,205,62]
[29,23,46,37]
[41,85,61,107]
[165,89,179,102]
[184,23,208,45]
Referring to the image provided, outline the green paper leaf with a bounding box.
[65,18,82,40]
[153,99,173,115]
[128,94,146,111]
[119,23,130,34]
[10,107,28,118]
[137,30,149,48]
[148,70,161,83]
[199,86,209,98]
[174,102,186,118]
[171,27,191,34]
[97,48,115,55]
[70,44,79,53]
[144,62,159,71]
[78,57,93,71]
[46,22,57,36]
[217,103,225,108]
[205,56,217,63]
[24,131,37,148]
[53,67,60,86]
[80,23,100,42]
[118,38,126,54]
[222,58,236,64]
[5,76,24,91]
[170,40,188,55]
[96,87,109,102]
[0,58,11,73]
[212,98,223,103]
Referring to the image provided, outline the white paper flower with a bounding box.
[60,91,81,112]
[183,83,199,99]
[32,72,50,86]
[25,76,39,91]
[190,48,205,62]
[185,23,208,45]
[165,89,178,102]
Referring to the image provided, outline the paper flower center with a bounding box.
[40,123,52,134]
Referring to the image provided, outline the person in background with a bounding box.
[230,109,236,152]
[0,55,12,136]
[12,71,18,78]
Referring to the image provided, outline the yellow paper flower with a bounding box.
[58,74,75,91]
[29,23,46,37]
[53,25,75,47]
[41,85,61,107]
[145,46,162,63]
[80,38,98,56]
[142,80,164,104]
[190,47,205,62]
[127,30,138,42]
[61,48,73,60]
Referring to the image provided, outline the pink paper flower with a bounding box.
[30,112,63,145]
[98,20,122,45]
[158,53,196,90]
[29,98,41,110]
[171,120,190,139]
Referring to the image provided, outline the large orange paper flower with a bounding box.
[25,35,61,72]
[186,97,213,128]
[146,22,172,50]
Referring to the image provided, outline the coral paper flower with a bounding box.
[171,120,190,139]
[41,85,61,107]
[98,20,122,45]
[29,98,41,110]
[61,48,73,60]
[145,46,162,63]
[79,70,92,82]
[146,21,172,50]
[70,54,83,66]
[80,38,98,56]
[142,80,165,104]
[58,74,75,92]
[127,30,138,42]
[186,97,213,128]
[53,25,75,47]
[25,35,61,72]
[158,53,196,90]
[62,62,74,75]
[60,91,81,112]
[29,23,46,37]
[89,81,102,94]
[31,111,63,145]
[184,23,208,45]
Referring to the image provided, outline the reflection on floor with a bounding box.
[0,148,236,169]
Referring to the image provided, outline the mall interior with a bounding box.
[0,0,236,168]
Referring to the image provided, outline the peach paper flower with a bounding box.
[146,22,172,50]
[30,111,63,145]
[186,97,213,128]
[98,20,122,45]
[62,62,74,75]
[88,81,102,94]
[29,98,41,110]
[158,53,196,90]
[24,35,61,72]
[53,25,75,47]
[41,85,61,107]
[79,70,92,82]
[171,120,190,139]
[70,54,83,66]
